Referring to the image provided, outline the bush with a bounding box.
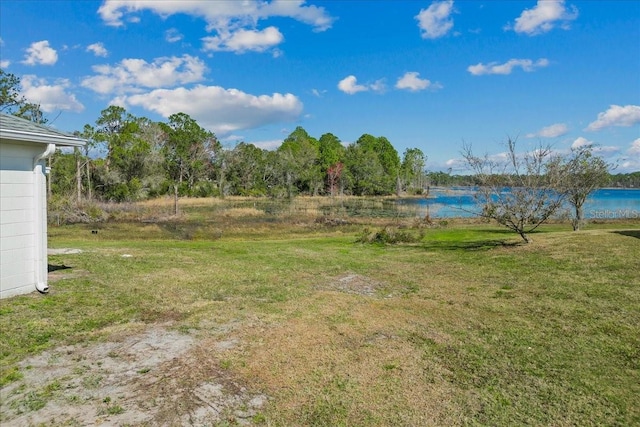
[48,195,107,225]
[356,226,423,245]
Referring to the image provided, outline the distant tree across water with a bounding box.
[608,172,640,188]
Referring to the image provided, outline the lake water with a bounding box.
[398,188,640,219]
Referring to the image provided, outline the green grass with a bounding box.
[1,198,639,425]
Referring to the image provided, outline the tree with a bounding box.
[224,143,268,196]
[73,125,100,202]
[135,117,166,196]
[344,134,401,195]
[556,145,611,231]
[344,144,388,196]
[326,162,344,197]
[0,69,46,122]
[160,112,219,214]
[278,127,322,197]
[94,107,165,201]
[462,137,566,243]
[318,133,346,195]
[0,69,22,112]
[401,148,427,194]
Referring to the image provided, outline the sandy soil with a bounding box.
[1,270,383,426]
[1,326,266,426]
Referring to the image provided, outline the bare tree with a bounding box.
[462,137,566,243]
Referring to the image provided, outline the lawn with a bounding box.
[1,197,639,426]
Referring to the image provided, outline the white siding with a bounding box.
[0,140,44,298]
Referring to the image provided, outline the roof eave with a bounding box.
[0,128,86,147]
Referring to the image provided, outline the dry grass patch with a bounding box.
[236,293,464,426]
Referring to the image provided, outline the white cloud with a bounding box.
[570,137,619,156]
[338,75,369,95]
[526,123,568,138]
[370,79,386,93]
[337,76,386,95]
[0,60,9,68]
[416,0,455,39]
[509,0,578,36]
[395,72,441,92]
[87,42,108,57]
[20,75,84,113]
[165,28,183,43]
[444,157,467,172]
[22,40,58,66]
[81,54,207,94]
[468,58,549,75]
[586,105,640,131]
[571,136,593,149]
[311,88,326,97]
[248,139,283,151]
[98,0,334,54]
[202,26,284,53]
[619,139,640,171]
[123,85,303,135]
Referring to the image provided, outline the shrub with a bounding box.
[356,226,423,245]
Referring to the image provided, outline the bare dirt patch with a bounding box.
[1,326,266,426]
[320,273,387,297]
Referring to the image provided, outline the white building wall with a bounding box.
[0,141,46,298]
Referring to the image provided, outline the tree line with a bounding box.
[47,106,430,207]
[424,171,640,189]
[1,69,633,235]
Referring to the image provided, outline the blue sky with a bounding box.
[1,0,639,172]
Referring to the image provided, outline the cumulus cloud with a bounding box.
[415,0,455,39]
[526,123,568,138]
[87,42,108,57]
[571,136,593,149]
[337,75,369,95]
[337,76,386,95]
[81,54,207,94]
[202,26,284,53]
[20,75,84,113]
[508,0,578,35]
[98,0,334,54]
[444,157,467,172]
[618,139,640,172]
[586,105,640,131]
[22,40,58,65]
[122,85,303,135]
[395,72,441,92]
[570,137,619,156]
[468,58,549,75]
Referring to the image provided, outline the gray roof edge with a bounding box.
[0,128,86,147]
[0,113,86,147]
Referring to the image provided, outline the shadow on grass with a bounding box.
[48,264,72,272]
[421,239,522,251]
[613,230,640,240]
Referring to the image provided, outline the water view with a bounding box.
[399,188,640,219]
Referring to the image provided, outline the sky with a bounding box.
[1,0,639,172]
